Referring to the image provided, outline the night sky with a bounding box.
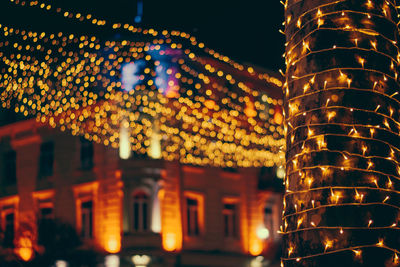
[1,0,285,71]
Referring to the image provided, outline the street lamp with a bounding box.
[256,226,270,240]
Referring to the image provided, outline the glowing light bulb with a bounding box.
[256,226,270,239]
[105,255,120,267]
[324,239,333,252]
[276,166,285,179]
[288,246,294,256]
[353,249,362,258]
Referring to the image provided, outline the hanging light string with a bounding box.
[5,0,283,89]
[0,16,285,167]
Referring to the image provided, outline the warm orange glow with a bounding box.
[32,189,55,201]
[161,167,183,252]
[105,235,121,253]
[204,99,215,109]
[97,179,123,253]
[394,253,399,264]
[183,192,205,232]
[377,238,384,247]
[72,181,99,238]
[0,195,19,208]
[244,102,257,118]
[0,196,19,237]
[163,232,178,252]
[244,191,273,256]
[249,238,263,256]
[17,247,33,262]
[16,237,33,261]
[324,239,333,252]
[274,109,284,124]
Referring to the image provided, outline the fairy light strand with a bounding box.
[0,10,285,167]
[282,0,400,265]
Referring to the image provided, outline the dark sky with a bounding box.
[1,0,285,70]
[135,0,285,70]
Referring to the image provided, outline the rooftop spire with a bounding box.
[134,0,143,23]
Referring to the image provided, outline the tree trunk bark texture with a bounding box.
[283,0,400,266]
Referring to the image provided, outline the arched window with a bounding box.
[132,191,149,232]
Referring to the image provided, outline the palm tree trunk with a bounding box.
[282,0,400,266]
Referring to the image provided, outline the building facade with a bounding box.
[0,117,283,267]
[0,4,285,265]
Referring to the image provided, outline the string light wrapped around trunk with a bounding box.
[282,0,400,266]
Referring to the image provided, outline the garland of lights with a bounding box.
[5,0,283,89]
[282,0,400,266]
[0,4,285,167]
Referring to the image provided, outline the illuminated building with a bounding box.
[0,102,283,266]
[282,0,400,266]
[0,4,285,265]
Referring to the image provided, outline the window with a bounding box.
[3,212,14,247]
[37,205,54,247]
[223,203,238,238]
[33,191,55,223]
[0,198,18,248]
[81,200,93,239]
[3,150,16,186]
[40,207,54,220]
[132,191,149,232]
[186,197,199,236]
[80,137,93,170]
[72,182,98,241]
[39,142,54,177]
[183,192,204,238]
